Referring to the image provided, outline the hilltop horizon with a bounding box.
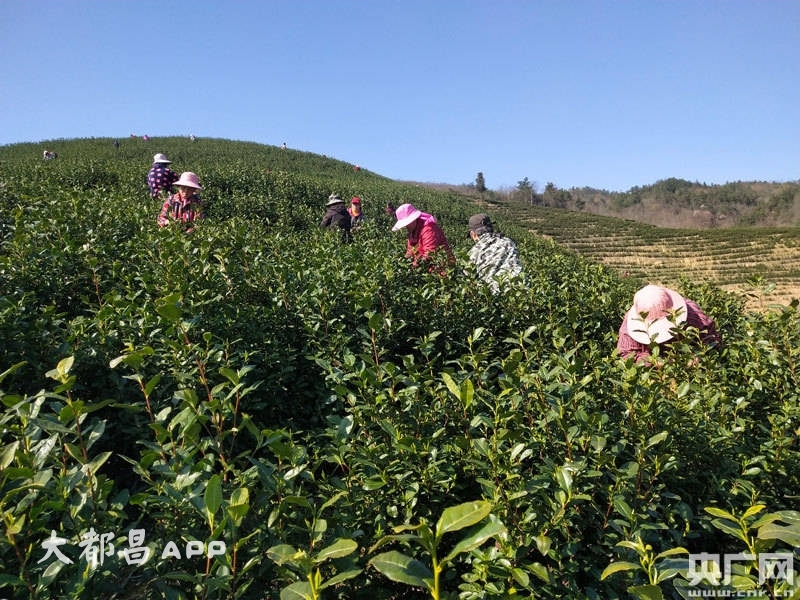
[4,135,798,201]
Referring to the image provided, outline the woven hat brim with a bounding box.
[626,289,687,344]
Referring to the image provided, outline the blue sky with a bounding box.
[1,1,797,192]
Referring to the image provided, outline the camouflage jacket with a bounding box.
[468,233,524,293]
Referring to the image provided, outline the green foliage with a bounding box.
[265,489,362,599]
[1,137,799,599]
[504,176,800,228]
[368,500,506,599]
[475,173,486,194]
[601,177,790,221]
[542,182,572,208]
[603,505,800,599]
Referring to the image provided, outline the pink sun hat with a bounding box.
[626,285,688,344]
[392,203,423,231]
[174,172,203,189]
[153,153,172,164]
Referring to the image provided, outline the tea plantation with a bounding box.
[486,203,800,310]
[1,138,798,599]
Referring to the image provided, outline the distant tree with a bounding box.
[542,182,556,207]
[515,177,537,205]
[517,177,533,193]
[543,182,572,209]
[475,172,486,193]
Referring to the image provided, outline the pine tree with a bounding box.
[475,172,486,193]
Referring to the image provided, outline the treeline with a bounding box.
[481,176,800,229]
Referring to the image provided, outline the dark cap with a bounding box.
[468,213,493,233]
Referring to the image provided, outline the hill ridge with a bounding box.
[3,136,798,308]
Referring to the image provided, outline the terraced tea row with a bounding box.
[489,202,800,308]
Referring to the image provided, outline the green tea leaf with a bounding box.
[226,487,250,526]
[628,584,664,600]
[461,377,474,410]
[204,474,223,528]
[600,561,641,580]
[441,372,461,400]
[314,538,358,563]
[84,451,111,474]
[741,504,767,519]
[704,506,738,521]
[279,581,313,600]
[369,551,432,588]
[319,568,362,589]
[646,431,668,448]
[436,500,492,538]
[0,440,19,470]
[757,523,800,546]
[710,518,747,543]
[267,544,300,565]
[534,534,551,557]
[443,514,506,564]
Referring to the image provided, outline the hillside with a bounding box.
[487,177,800,229]
[487,202,800,310]
[3,135,798,322]
[412,180,800,309]
[570,178,800,229]
[1,138,798,600]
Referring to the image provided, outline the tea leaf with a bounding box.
[204,474,223,528]
[443,514,506,564]
[600,561,641,580]
[369,551,432,588]
[314,538,358,563]
[436,500,492,538]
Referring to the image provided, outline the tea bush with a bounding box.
[1,138,798,599]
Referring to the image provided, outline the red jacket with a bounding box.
[158,193,205,227]
[617,297,721,362]
[406,214,455,268]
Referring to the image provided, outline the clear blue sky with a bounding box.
[1,1,797,192]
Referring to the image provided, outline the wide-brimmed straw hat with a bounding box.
[327,193,344,206]
[174,172,203,189]
[153,153,172,164]
[392,203,423,231]
[626,285,687,344]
